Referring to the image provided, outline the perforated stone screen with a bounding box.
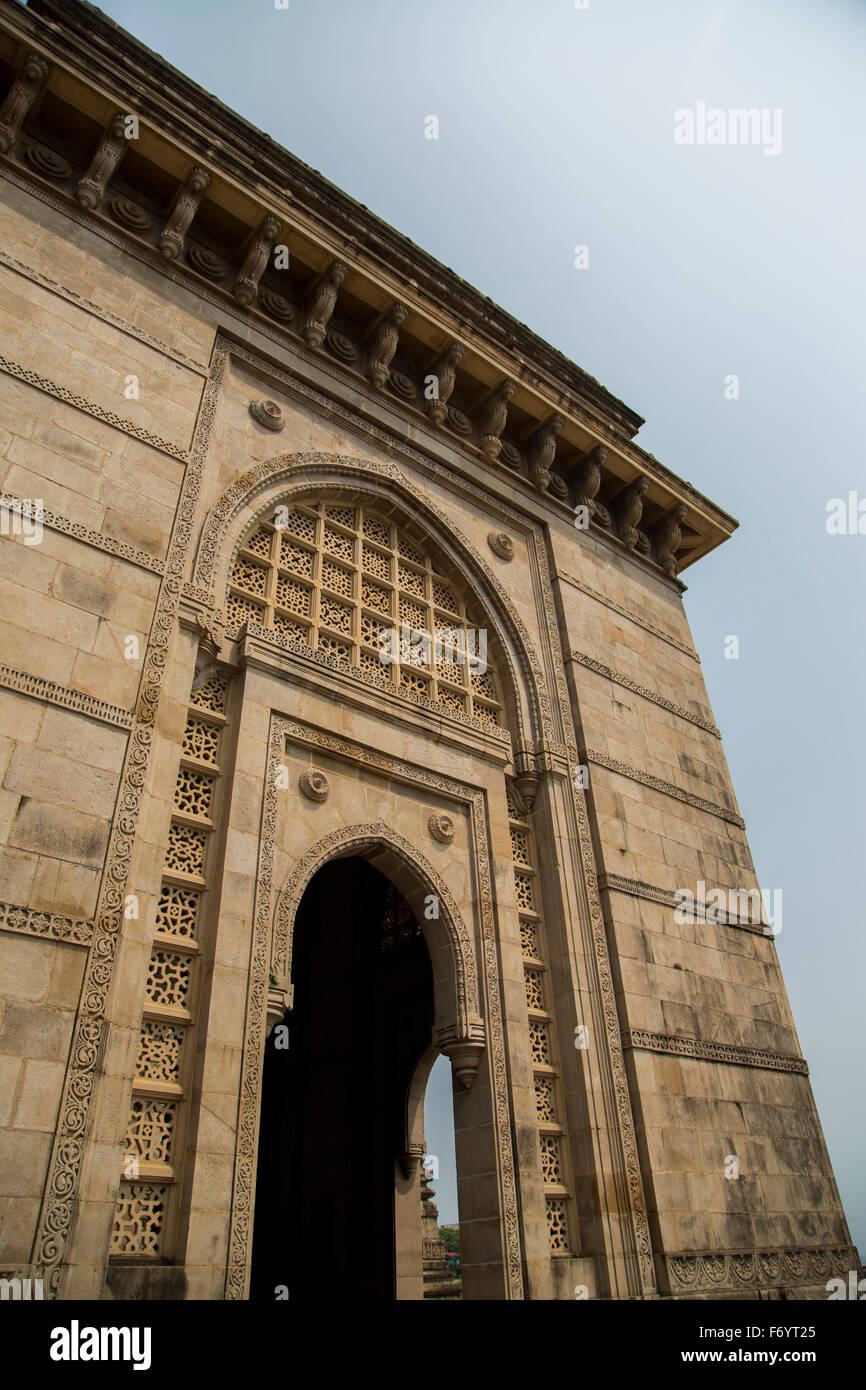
[228,501,501,724]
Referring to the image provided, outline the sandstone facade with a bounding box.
[0,0,855,1300]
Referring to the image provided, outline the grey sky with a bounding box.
[79,0,865,1248]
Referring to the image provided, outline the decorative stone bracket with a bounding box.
[397,1144,426,1181]
[265,982,292,1036]
[434,1018,486,1089]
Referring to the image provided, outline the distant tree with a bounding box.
[439,1226,460,1256]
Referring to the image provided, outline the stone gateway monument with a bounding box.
[0,0,856,1301]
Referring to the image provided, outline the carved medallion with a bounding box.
[109,196,152,232]
[299,769,329,803]
[446,405,472,437]
[388,369,418,403]
[187,244,230,280]
[499,440,522,470]
[258,287,295,323]
[248,399,284,432]
[25,143,71,181]
[325,329,358,364]
[428,813,455,844]
[487,531,514,561]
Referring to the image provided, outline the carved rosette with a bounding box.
[109,196,151,232]
[299,769,329,803]
[248,398,284,432]
[0,53,50,155]
[74,112,128,210]
[526,413,565,493]
[367,303,408,388]
[487,531,514,561]
[475,379,515,461]
[428,813,455,844]
[187,245,230,281]
[158,166,211,260]
[303,259,348,348]
[652,502,687,578]
[424,341,463,425]
[233,215,282,305]
[613,475,649,550]
[259,287,294,323]
[25,143,71,182]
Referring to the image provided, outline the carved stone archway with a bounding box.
[269,822,482,1058]
[224,801,524,1299]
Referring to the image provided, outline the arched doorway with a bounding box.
[250,856,435,1300]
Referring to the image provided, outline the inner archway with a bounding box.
[250,856,435,1300]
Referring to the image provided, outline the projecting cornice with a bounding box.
[0,0,737,574]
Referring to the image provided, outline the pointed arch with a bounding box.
[193,450,554,750]
[271,820,479,1037]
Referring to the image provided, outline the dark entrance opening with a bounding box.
[250,856,434,1300]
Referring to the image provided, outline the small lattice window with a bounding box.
[183,717,220,767]
[524,967,545,1012]
[514,871,535,912]
[164,822,207,878]
[282,540,314,577]
[529,1020,551,1065]
[110,1184,168,1255]
[137,1020,185,1084]
[173,766,214,820]
[146,950,193,1010]
[155,883,200,940]
[226,591,264,628]
[520,919,540,959]
[510,828,531,866]
[125,1097,177,1164]
[189,669,228,714]
[535,1075,557,1122]
[226,501,501,724]
[245,525,273,559]
[539,1134,563,1185]
[545,1198,569,1253]
[230,555,268,596]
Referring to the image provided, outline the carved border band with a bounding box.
[557,569,699,661]
[583,749,745,828]
[0,900,92,947]
[0,353,189,462]
[624,1029,808,1075]
[0,663,133,730]
[0,491,165,575]
[32,339,228,1296]
[600,873,767,934]
[571,650,720,737]
[665,1246,856,1293]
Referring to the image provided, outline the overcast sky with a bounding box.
[79,0,865,1251]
